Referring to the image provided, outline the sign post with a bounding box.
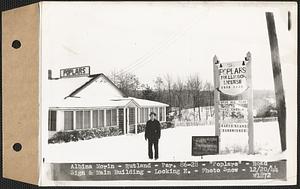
[213,56,220,138]
[246,52,254,154]
[213,52,254,154]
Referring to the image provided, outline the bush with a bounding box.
[255,104,277,118]
[137,124,146,133]
[161,121,174,129]
[48,127,121,144]
[137,121,174,134]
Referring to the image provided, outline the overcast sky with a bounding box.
[41,2,296,90]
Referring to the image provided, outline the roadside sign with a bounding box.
[60,66,90,78]
[192,136,219,156]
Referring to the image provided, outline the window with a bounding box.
[112,109,117,126]
[150,107,154,113]
[159,107,163,121]
[140,108,145,123]
[136,109,139,123]
[76,111,83,129]
[140,108,150,123]
[99,110,104,127]
[93,110,98,128]
[76,110,91,129]
[162,108,166,121]
[93,110,104,128]
[106,109,117,126]
[144,108,149,122]
[154,107,158,116]
[64,111,74,130]
[48,110,57,131]
[83,111,91,129]
[129,108,135,125]
[106,110,112,126]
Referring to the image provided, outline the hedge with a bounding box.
[137,121,174,134]
[49,121,175,144]
[48,127,121,144]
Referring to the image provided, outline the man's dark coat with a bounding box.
[145,119,161,141]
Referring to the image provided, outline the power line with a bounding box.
[117,15,203,75]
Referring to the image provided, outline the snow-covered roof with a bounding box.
[47,76,94,107]
[49,97,133,109]
[50,97,169,109]
[128,97,169,107]
[47,72,169,109]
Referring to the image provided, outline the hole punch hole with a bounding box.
[13,143,22,152]
[12,40,21,49]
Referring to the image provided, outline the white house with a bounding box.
[48,71,168,137]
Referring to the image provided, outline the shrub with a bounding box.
[48,127,121,144]
[137,121,174,134]
[161,121,174,129]
[137,124,146,133]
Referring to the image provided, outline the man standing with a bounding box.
[145,112,161,160]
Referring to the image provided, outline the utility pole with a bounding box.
[265,12,286,151]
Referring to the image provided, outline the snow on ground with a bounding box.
[46,121,284,163]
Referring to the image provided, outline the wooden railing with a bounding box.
[174,117,278,127]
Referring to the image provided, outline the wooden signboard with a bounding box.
[60,66,90,78]
[191,136,219,156]
[213,52,254,154]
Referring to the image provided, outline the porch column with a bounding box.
[164,107,166,122]
[135,107,138,134]
[157,107,160,121]
[90,110,93,128]
[123,108,126,134]
[56,110,64,131]
[73,110,76,130]
[104,109,107,127]
[127,108,130,134]
[116,108,119,126]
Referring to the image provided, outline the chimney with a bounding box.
[48,70,52,80]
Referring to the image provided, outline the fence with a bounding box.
[254,117,278,122]
[174,119,214,127]
[175,117,278,127]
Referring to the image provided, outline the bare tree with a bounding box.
[187,74,203,121]
[204,81,214,117]
[154,76,164,102]
[109,71,140,97]
[173,77,185,120]
[164,74,173,106]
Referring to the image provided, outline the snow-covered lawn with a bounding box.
[46,121,284,163]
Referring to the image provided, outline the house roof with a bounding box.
[50,97,168,109]
[66,73,127,98]
[49,97,133,109]
[47,76,93,107]
[48,72,169,109]
[128,97,169,107]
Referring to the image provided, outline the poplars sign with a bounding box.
[60,66,90,78]
[218,61,247,96]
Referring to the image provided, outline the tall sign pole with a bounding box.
[213,55,220,138]
[246,52,254,154]
[265,12,286,151]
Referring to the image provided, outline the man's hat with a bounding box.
[149,112,156,116]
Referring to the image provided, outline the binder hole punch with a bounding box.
[12,143,22,152]
[12,40,21,49]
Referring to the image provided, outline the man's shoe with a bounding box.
[155,158,158,160]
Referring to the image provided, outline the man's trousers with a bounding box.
[148,139,159,159]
